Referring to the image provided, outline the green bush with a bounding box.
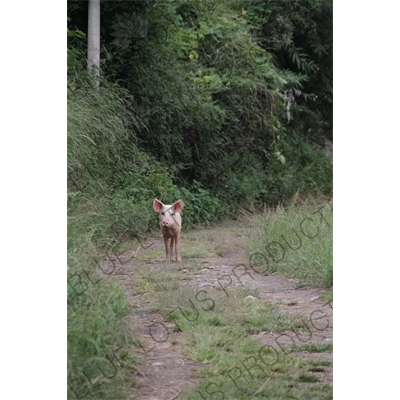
[262,135,333,204]
[174,180,231,225]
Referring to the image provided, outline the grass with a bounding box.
[245,197,333,289]
[134,278,332,399]
[68,195,143,398]
[293,342,333,353]
[67,264,140,399]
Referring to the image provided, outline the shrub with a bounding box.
[174,180,231,226]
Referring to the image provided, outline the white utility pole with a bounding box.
[87,0,101,89]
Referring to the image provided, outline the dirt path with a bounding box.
[113,222,333,399]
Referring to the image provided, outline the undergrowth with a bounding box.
[245,195,333,288]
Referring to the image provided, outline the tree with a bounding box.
[87,0,100,89]
[244,0,333,143]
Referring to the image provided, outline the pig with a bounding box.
[153,199,184,263]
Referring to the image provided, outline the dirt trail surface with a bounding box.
[112,221,333,399]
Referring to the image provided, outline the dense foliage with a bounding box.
[68,0,332,209]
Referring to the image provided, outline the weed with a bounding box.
[299,373,320,383]
[245,198,333,288]
[293,342,333,353]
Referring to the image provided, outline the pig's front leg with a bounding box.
[163,236,171,263]
[170,236,175,262]
[175,233,181,263]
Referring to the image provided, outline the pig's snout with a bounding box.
[160,212,175,227]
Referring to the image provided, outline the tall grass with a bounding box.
[67,271,134,399]
[67,74,151,398]
[245,196,333,288]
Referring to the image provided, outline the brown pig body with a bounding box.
[153,199,184,263]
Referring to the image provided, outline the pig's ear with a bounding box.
[153,199,163,212]
[173,199,184,213]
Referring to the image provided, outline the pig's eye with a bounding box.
[161,212,165,216]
